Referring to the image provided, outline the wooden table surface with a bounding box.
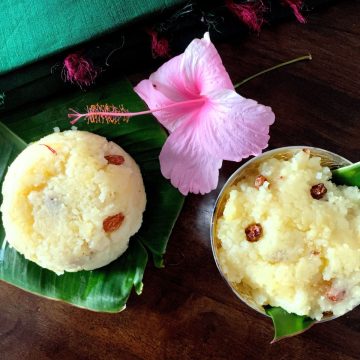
[1,1,359,359]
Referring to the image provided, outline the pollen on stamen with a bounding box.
[86,104,130,124]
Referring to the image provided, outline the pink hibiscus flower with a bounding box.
[69,33,275,196]
[134,33,275,195]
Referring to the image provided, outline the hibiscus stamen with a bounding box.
[69,97,205,125]
[233,54,312,88]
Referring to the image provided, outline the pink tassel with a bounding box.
[147,29,170,58]
[226,0,266,32]
[282,0,306,23]
[63,53,98,88]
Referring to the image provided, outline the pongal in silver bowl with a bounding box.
[211,147,360,321]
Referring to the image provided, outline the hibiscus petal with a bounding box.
[134,79,201,133]
[181,32,234,95]
[159,118,222,195]
[134,32,234,133]
[147,32,234,100]
[198,89,275,161]
[134,51,200,133]
[148,54,194,102]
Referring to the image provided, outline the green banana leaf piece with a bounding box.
[331,162,360,187]
[265,306,316,342]
[0,78,184,312]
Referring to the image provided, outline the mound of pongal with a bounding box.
[217,150,360,320]
[0,130,146,275]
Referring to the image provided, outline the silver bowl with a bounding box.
[210,146,352,321]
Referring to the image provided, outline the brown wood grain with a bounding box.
[1,1,359,359]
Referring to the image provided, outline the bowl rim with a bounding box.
[210,145,353,322]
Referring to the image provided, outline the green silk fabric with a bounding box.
[0,0,183,75]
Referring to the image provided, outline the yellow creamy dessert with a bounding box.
[216,150,360,320]
[0,130,146,275]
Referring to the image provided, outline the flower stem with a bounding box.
[233,54,312,89]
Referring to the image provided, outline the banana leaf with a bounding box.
[331,162,360,187]
[0,78,184,312]
[265,306,316,342]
